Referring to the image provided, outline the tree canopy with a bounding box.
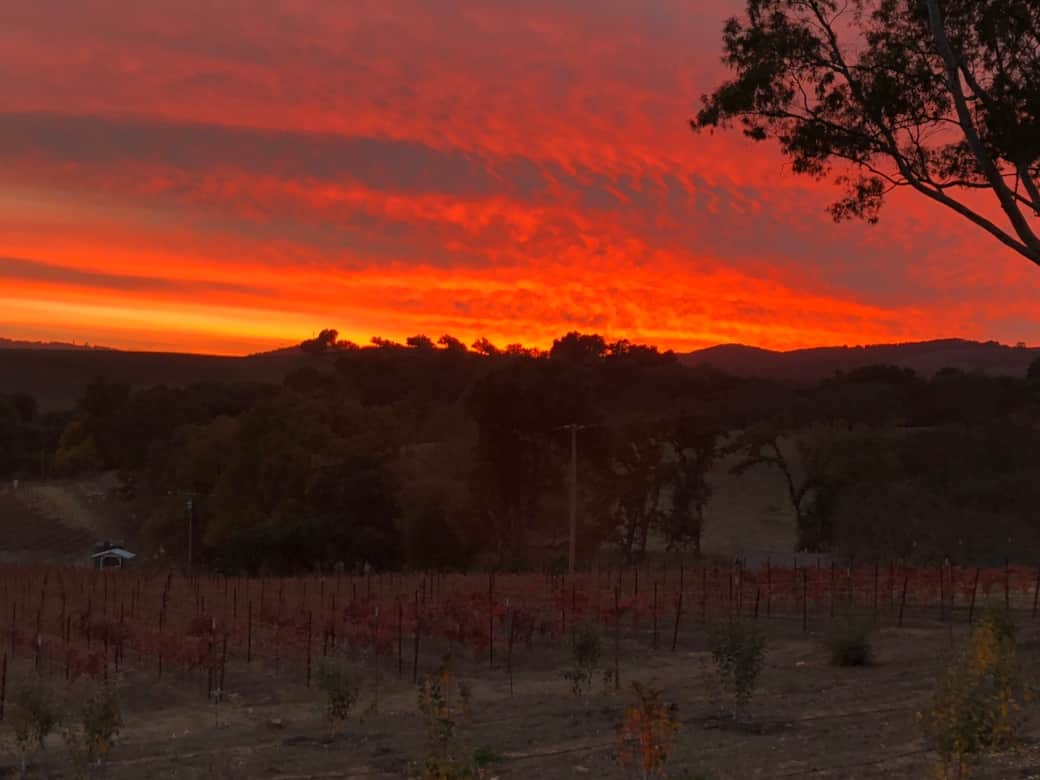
[4,332,1040,571]
[692,0,1040,266]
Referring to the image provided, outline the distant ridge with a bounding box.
[680,338,1039,381]
[0,345,313,410]
[1,336,1036,410]
[0,337,114,351]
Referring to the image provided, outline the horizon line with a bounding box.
[2,333,1036,360]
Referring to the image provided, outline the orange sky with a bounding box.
[2,0,1039,355]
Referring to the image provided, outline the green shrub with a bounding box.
[417,656,477,780]
[9,680,59,774]
[62,682,122,779]
[473,744,502,768]
[918,610,1025,779]
[708,620,767,719]
[825,621,873,667]
[317,658,361,736]
[563,622,602,697]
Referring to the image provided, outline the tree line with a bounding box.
[2,333,1040,572]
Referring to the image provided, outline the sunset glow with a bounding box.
[3,0,1039,355]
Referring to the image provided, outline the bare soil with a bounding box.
[4,616,1040,779]
[0,490,94,564]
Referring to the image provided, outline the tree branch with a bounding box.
[924,0,1040,254]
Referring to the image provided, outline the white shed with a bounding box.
[91,546,136,570]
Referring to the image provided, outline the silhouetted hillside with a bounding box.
[2,337,1037,411]
[0,348,316,410]
[0,337,112,351]
[681,339,1039,381]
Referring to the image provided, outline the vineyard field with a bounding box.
[2,561,1040,778]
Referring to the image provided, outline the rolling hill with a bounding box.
[1,337,1037,411]
[680,338,1039,382]
[0,347,318,410]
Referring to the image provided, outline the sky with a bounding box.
[2,0,1039,356]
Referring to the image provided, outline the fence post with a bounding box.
[412,589,421,684]
[939,563,946,623]
[1005,557,1011,611]
[1032,566,1040,620]
[765,558,772,618]
[613,585,620,692]
[801,568,808,635]
[898,570,910,628]
[872,562,880,624]
[0,652,6,722]
[829,561,836,620]
[968,568,981,625]
[652,581,658,651]
[671,566,684,652]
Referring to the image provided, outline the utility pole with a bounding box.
[555,422,603,575]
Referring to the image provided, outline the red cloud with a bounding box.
[0,0,1038,353]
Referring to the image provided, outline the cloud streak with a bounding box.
[0,0,1038,354]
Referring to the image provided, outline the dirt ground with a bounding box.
[0,477,130,565]
[4,613,1040,780]
[0,491,93,565]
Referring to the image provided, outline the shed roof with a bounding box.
[91,547,136,561]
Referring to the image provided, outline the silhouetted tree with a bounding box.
[1029,355,1040,382]
[594,419,670,563]
[301,328,344,355]
[663,415,719,554]
[692,0,1040,266]
[549,332,608,364]
[437,334,467,353]
[729,422,847,552]
[471,337,500,356]
[466,358,597,566]
[406,334,436,350]
[79,377,131,419]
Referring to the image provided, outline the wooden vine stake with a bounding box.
[397,597,404,679]
[507,608,516,697]
[1032,566,1040,620]
[412,589,421,684]
[1004,557,1011,612]
[652,581,658,651]
[613,585,620,692]
[801,567,808,635]
[671,566,684,653]
[872,562,880,624]
[968,568,981,625]
[0,652,6,722]
[898,570,910,628]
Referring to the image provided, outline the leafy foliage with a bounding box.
[824,620,874,667]
[709,621,767,719]
[563,622,603,697]
[63,682,123,779]
[6,328,1040,570]
[693,0,1040,266]
[918,610,1027,778]
[8,679,60,774]
[615,682,682,779]
[416,657,479,780]
[317,657,361,736]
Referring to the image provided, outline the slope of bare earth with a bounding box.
[0,488,94,564]
[700,444,798,561]
[0,475,130,564]
[4,615,1040,778]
